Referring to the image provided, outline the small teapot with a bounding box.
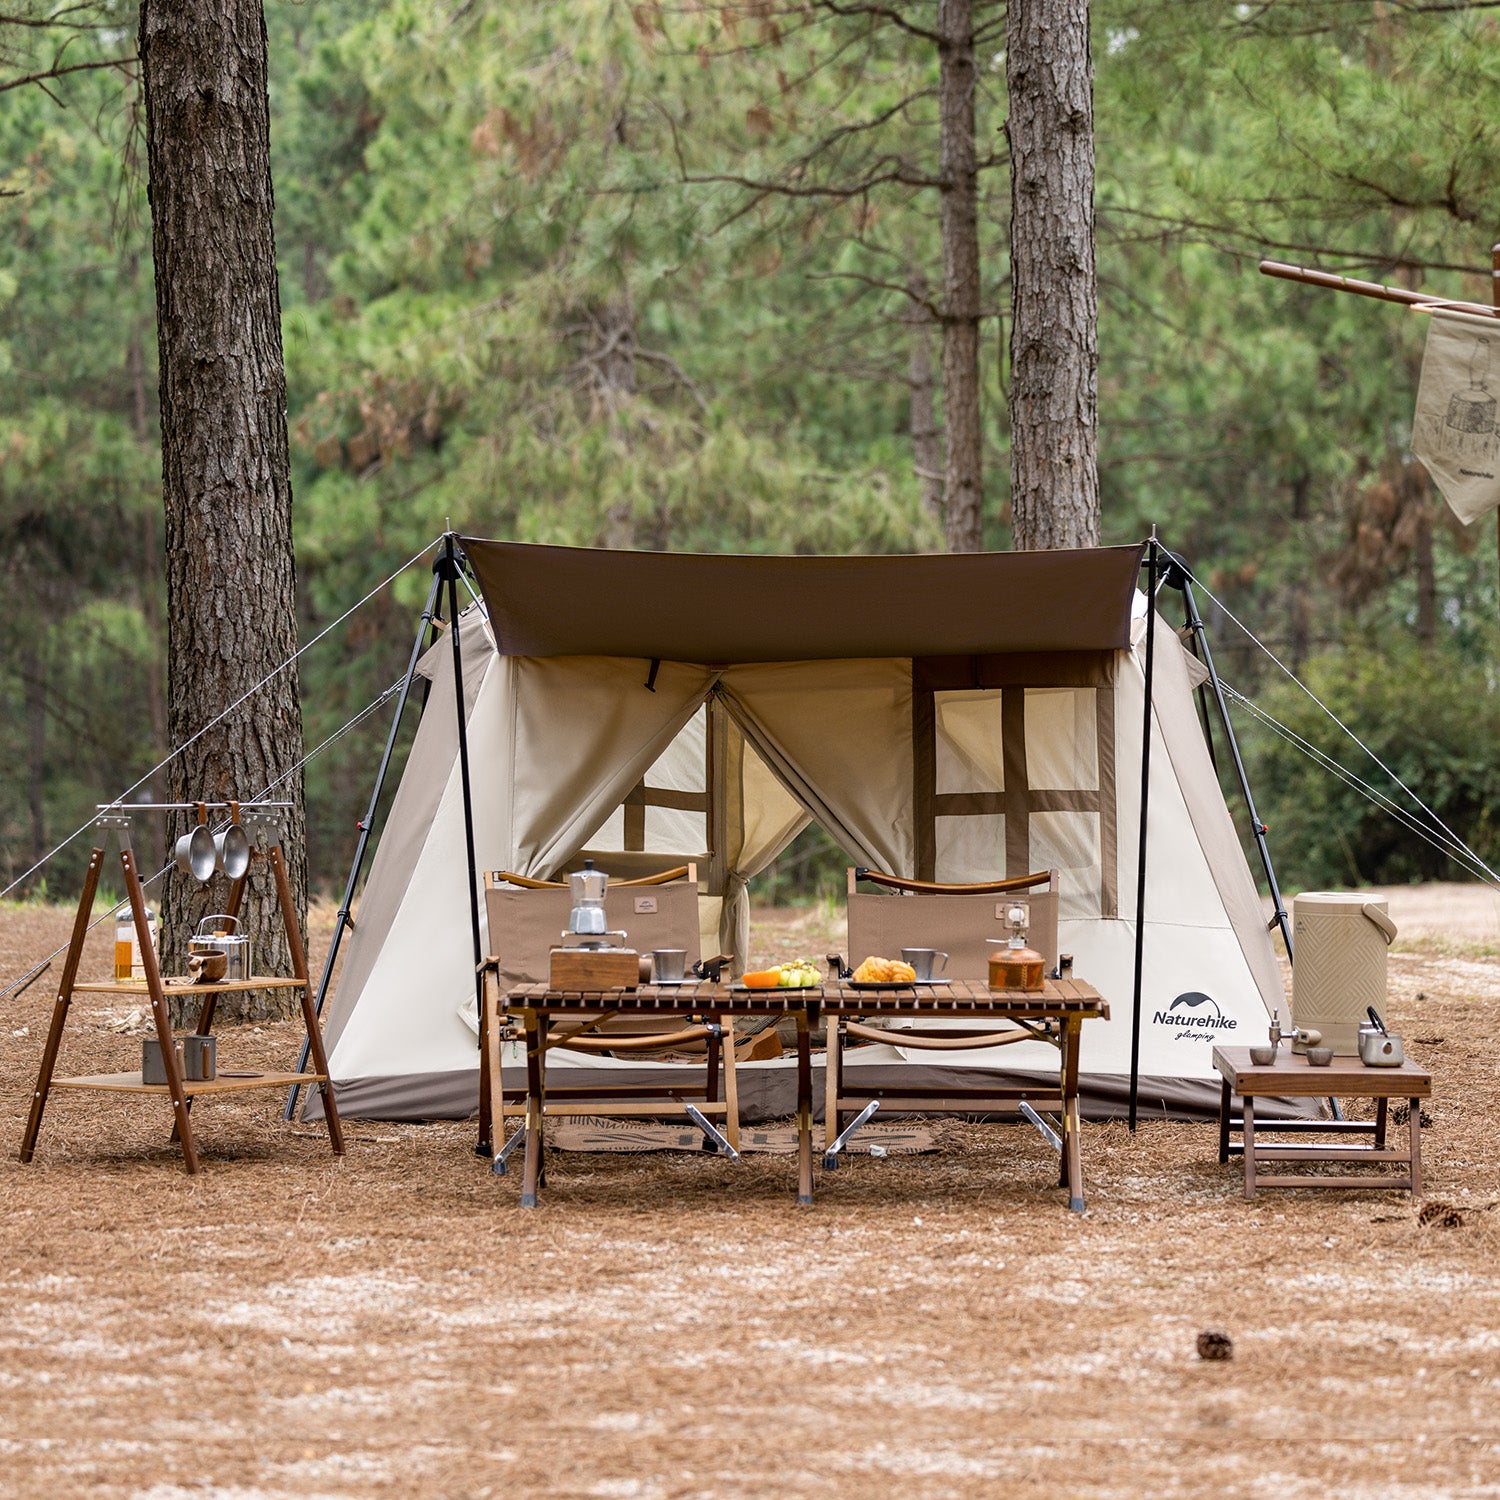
[1358,1023,1404,1067]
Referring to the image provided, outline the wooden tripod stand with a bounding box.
[19,838,344,1175]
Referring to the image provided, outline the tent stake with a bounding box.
[1128,536,1158,1133]
[285,566,446,1120]
[440,536,488,1153]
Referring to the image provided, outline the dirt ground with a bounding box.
[3,888,1500,1498]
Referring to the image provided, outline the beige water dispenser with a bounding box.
[1291,891,1398,1054]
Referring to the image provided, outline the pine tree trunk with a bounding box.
[906,266,945,529]
[938,0,984,553]
[128,254,169,877]
[1006,0,1100,550]
[141,0,306,1025]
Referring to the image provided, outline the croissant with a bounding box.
[852,956,917,984]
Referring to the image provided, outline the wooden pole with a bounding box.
[268,843,344,1156]
[122,846,200,1173]
[19,847,105,1162]
[1259,260,1500,319]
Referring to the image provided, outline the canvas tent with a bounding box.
[307,539,1287,1124]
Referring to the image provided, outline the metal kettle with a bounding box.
[1358,1008,1404,1067]
[567,859,609,937]
[188,914,251,983]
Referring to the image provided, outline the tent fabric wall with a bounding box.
[716,711,811,965]
[316,606,494,1061]
[508,657,717,879]
[312,541,1292,1125]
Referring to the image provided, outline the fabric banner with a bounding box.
[1413,307,1500,524]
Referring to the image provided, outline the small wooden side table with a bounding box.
[1213,1046,1430,1199]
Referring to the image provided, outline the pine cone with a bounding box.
[1196,1330,1233,1361]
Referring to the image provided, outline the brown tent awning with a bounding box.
[460,538,1147,662]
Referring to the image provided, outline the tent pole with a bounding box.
[440,535,488,1154]
[1128,535,1158,1133]
[1164,554,1294,964]
[284,566,446,1121]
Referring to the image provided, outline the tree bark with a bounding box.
[938,0,984,552]
[906,265,945,529]
[141,0,306,1024]
[1006,0,1100,549]
[127,253,169,876]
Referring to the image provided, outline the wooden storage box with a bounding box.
[549,947,639,990]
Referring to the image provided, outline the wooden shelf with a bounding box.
[73,976,309,997]
[19,840,345,1174]
[49,1069,326,1096]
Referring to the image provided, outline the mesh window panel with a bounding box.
[1030,809,1100,921]
[934,812,1006,882]
[935,689,1005,794]
[1023,688,1098,792]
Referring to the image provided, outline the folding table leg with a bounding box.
[520,1010,545,1208]
[720,1012,740,1152]
[795,1009,814,1206]
[1242,1096,1257,1200]
[476,969,495,1157]
[1061,1018,1084,1212]
[1375,1097,1389,1150]
[1218,1078,1232,1164]
[1409,1096,1423,1199]
[823,1018,842,1169]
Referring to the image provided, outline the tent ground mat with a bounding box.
[307,1063,1324,1125]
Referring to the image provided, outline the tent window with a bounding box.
[915,665,1117,919]
[580,706,710,856]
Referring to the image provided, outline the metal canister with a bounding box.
[142,1036,184,1085]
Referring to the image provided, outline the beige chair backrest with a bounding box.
[485,865,702,993]
[845,868,1060,981]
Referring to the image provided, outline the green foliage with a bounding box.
[1244,639,1500,889]
[6,0,1500,900]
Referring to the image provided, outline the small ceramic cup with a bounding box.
[1305,1046,1333,1067]
[1249,1045,1277,1066]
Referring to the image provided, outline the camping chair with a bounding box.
[478,863,740,1178]
[824,866,1062,1167]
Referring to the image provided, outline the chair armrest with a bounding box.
[854,867,1055,895]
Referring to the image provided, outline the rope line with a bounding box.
[0,538,439,901]
[1,675,409,1002]
[1223,686,1500,890]
[1191,576,1499,884]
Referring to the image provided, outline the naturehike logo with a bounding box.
[1154,991,1238,1041]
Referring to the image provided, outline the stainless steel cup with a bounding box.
[142,1036,184,1085]
[182,1033,217,1081]
[652,948,688,983]
[901,947,949,981]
